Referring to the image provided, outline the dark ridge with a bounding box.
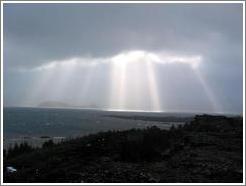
[3,115,243,183]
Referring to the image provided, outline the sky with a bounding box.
[3,3,244,114]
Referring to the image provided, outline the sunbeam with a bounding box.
[146,60,162,111]
[15,50,224,113]
[48,58,79,102]
[193,69,222,113]
[75,65,96,106]
[109,50,163,111]
[26,68,57,106]
[110,55,127,110]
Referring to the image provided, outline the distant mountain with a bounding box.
[38,101,100,109]
[38,101,73,108]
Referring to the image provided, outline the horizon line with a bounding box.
[3,105,242,116]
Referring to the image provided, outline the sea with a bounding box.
[3,107,195,149]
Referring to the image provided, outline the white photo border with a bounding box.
[0,1,245,185]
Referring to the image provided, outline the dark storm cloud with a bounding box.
[4,3,243,69]
[3,3,243,114]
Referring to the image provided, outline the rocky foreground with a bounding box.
[3,115,243,183]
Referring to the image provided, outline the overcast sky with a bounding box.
[3,3,243,114]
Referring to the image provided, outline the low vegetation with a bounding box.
[3,115,243,183]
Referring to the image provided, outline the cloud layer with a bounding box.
[3,3,243,114]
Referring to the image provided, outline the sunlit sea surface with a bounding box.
[3,107,195,149]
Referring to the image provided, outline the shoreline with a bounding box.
[3,114,243,183]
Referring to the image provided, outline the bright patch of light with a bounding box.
[28,57,106,72]
[111,50,146,64]
[24,50,202,72]
[155,54,202,69]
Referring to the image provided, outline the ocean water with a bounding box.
[3,107,194,149]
